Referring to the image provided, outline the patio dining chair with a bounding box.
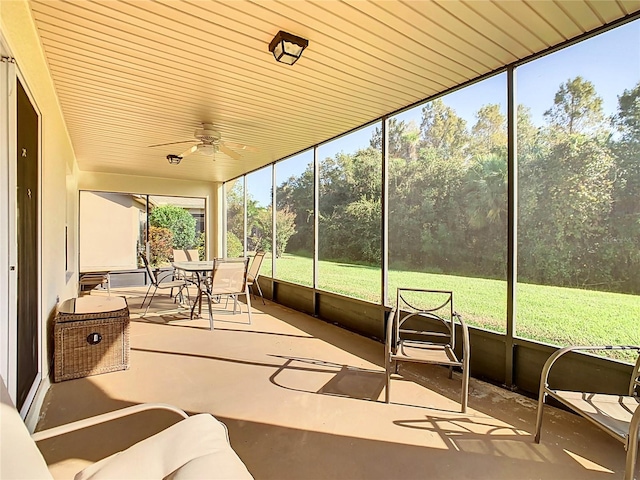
[385,288,470,413]
[246,251,266,305]
[186,249,200,261]
[172,249,197,287]
[201,257,251,330]
[140,253,190,316]
[173,249,188,262]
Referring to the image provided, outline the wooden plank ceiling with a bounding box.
[29,0,640,183]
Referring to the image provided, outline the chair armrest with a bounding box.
[155,269,176,283]
[31,403,189,442]
[385,307,397,356]
[539,345,640,397]
[629,405,640,474]
[453,312,470,366]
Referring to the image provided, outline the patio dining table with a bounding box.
[172,260,215,321]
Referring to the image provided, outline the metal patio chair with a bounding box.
[385,288,470,413]
[172,249,197,286]
[535,345,640,480]
[201,257,252,330]
[246,251,266,305]
[140,253,189,316]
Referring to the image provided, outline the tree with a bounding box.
[246,197,265,252]
[318,147,382,264]
[465,154,507,229]
[615,82,640,138]
[470,104,507,158]
[274,207,297,257]
[149,204,197,249]
[462,154,508,276]
[420,99,469,157]
[226,182,244,252]
[370,118,420,161]
[518,135,615,287]
[516,104,543,164]
[276,164,314,255]
[543,76,605,135]
[610,82,640,292]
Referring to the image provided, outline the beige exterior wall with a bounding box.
[79,192,141,271]
[0,1,224,423]
[79,171,223,259]
[1,0,80,423]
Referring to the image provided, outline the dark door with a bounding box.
[16,79,39,411]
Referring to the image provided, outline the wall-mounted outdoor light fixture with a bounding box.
[268,30,309,65]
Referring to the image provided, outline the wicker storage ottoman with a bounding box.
[54,296,130,382]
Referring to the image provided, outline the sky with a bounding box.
[245,20,640,207]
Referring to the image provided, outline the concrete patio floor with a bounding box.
[35,287,635,479]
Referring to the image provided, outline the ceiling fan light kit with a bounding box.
[269,30,308,65]
[166,154,182,165]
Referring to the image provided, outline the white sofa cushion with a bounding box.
[0,379,53,480]
[75,413,253,480]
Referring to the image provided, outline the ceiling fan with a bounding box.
[148,123,257,164]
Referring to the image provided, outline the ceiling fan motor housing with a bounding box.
[195,124,221,144]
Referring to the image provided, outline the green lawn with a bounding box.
[271,253,640,360]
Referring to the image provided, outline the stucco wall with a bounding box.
[0,1,222,423]
[1,0,80,417]
[78,171,222,259]
[79,192,141,271]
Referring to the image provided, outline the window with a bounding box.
[246,166,273,277]
[516,21,640,357]
[225,180,244,257]
[318,124,381,303]
[275,150,314,286]
[79,192,205,270]
[387,74,507,332]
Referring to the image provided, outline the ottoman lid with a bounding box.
[57,296,128,322]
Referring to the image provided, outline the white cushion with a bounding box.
[0,378,53,480]
[75,414,253,480]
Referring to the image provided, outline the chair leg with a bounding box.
[461,366,469,414]
[245,286,252,324]
[206,291,214,331]
[144,286,159,316]
[175,284,189,306]
[140,283,153,310]
[385,363,391,404]
[385,334,395,404]
[534,395,546,444]
[253,281,266,305]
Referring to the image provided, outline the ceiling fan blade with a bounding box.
[223,141,259,153]
[179,145,199,158]
[147,140,196,148]
[219,144,242,161]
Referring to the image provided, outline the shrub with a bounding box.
[226,232,243,257]
[149,226,173,267]
[195,231,205,261]
[149,205,197,250]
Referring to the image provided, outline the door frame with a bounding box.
[0,35,13,392]
[0,34,43,417]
